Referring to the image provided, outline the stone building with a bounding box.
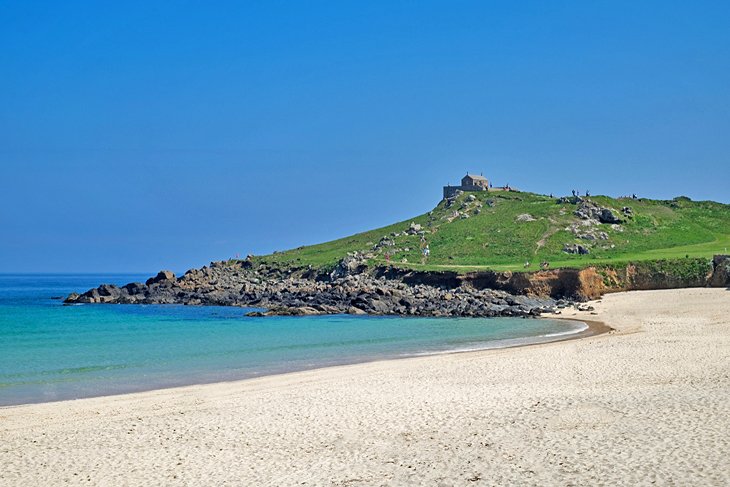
[443,173,489,199]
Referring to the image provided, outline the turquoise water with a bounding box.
[0,274,586,406]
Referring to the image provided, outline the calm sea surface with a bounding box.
[0,274,586,406]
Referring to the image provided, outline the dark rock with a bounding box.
[146,270,176,286]
[123,282,147,295]
[64,292,80,303]
[574,200,623,224]
[98,284,121,297]
[407,222,423,234]
[330,253,368,279]
[710,255,730,287]
[64,260,562,318]
[598,208,622,224]
[558,196,584,205]
[563,244,590,255]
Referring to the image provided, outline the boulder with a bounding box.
[330,253,368,279]
[81,288,102,303]
[563,244,590,255]
[146,270,176,286]
[407,222,423,234]
[123,282,147,295]
[598,208,622,224]
[314,304,341,314]
[710,255,730,287]
[374,237,395,250]
[577,231,609,241]
[98,284,121,297]
[293,306,322,315]
[516,213,536,222]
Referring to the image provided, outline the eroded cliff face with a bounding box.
[379,255,729,301]
[572,257,727,299]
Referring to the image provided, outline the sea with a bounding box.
[0,274,587,406]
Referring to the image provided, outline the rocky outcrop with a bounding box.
[65,255,730,313]
[65,259,561,317]
[329,253,368,280]
[557,198,628,254]
[574,200,623,224]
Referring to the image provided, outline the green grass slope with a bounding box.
[257,191,730,273]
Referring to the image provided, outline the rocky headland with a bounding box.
[64,259,564,317]
[65,190,730,318]
[64,254,730,317]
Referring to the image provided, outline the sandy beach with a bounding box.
[1,288,728,486]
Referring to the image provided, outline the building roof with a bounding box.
[464,173,488,181]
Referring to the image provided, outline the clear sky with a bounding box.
[1,1,729,273]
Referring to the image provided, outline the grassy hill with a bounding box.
[256,191,730,273]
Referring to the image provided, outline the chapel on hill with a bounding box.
[443,173,489,199]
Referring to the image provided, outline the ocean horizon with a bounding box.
[0,274,587,406]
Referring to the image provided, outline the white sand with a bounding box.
[1,288,729,486]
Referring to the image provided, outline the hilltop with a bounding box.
[256,191,730,273]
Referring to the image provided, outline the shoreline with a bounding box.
[2,288,727,485]
[0,316,607,409]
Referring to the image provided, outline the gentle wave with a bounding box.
[0,363,132,380]
[406,320,588,356]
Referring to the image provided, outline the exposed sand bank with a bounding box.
[1,288,728,485]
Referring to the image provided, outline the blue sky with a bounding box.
[1,1,729,273]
